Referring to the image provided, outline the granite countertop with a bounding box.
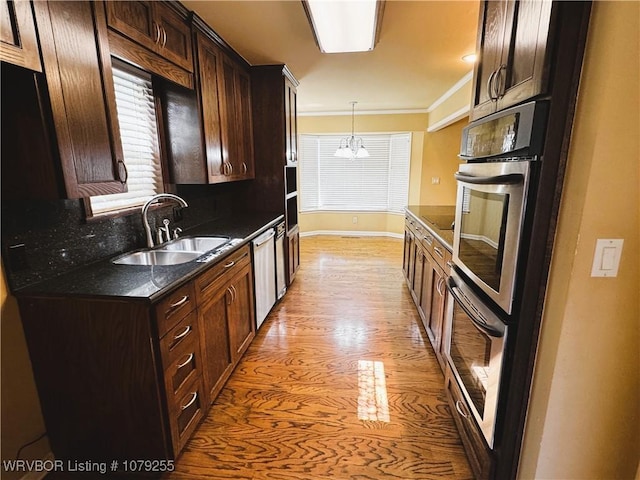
[405,205,456,250]
[16,212,284,302]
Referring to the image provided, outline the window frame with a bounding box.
[84,59,166,219]
[299,132,411,214]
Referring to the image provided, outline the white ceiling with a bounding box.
[181,1,480,115]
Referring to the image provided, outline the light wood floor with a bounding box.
[165,236,473,480]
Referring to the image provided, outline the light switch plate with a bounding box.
[591,239,624,277]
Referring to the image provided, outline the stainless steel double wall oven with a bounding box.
[444,101,547,448]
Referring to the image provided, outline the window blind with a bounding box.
[299,133,410,213]
[89,64,162,215]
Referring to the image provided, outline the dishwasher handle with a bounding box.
[253,229,275,248]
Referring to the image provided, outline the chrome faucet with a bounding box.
[141,194,188,248]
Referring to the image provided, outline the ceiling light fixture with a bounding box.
[335,102,370,159]
[462,53,478,63]
[302,0,385,54]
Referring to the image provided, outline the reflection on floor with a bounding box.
[165,236,473,479]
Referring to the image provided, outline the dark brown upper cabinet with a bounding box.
[163,16,254,185]
[0,0,41,72]
[105,1,193,73]
[471,0,553,120]
[2,1,126,200]
[219,54,254,182]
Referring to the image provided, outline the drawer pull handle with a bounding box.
[423,235,433,244]
[181,392,198,411]
[176,353,194,370]
[433,246,444,259]
[169,295,189,309]
[224,261,235,269]
[455,400,469,419]
[173,325,191,341]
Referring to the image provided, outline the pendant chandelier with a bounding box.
[335,102,370,159]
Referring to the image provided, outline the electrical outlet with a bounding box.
[432,177,440,185]
[352,216,358,224]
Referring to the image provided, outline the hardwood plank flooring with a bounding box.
[166,236,473,480]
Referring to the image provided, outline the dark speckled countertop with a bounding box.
[405,205,456,250]
[15,212,283,302]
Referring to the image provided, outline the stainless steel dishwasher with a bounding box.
[252,228,276,330]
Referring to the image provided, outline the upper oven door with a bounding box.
[453,161,531,314]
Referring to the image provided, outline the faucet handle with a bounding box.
[173,227,182,239]
[156,228,165,245]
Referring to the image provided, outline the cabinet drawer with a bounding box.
[445,367,493,480]
[420,229,436,253]
[431,241,451,270]
[159,310,199,367]
[156,282,196,337]
[167,374,206,457]
[195,245,251,303]
[162,330,200,396]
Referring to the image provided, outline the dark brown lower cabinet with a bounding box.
[445,366,494,480]
[196,245,255,403]
[404,213,451,372]
[287,225,300,285]
[17,245,256,462]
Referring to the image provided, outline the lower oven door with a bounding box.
[444,269,507,449]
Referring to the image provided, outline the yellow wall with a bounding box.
[298,113,464,235]
[1,265,50,478]
[420,117,465,206]
[519,2,640,479]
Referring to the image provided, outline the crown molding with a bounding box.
[427,70,474,113]
[298,108,429,117]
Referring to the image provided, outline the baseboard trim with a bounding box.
[300,230,403,240]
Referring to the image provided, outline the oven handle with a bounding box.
[446,277,505,338]
[454,172,524,185]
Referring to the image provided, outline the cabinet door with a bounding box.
[105,1,192,72]
[153,2,192,72]
[196,32,224,183]
[287,227,300,285]
[471,0,511,120]
[219,56,237,180]
[421,253,445,355]
[234,67,255,179]
[284,78,298,165]
[497,0,552,110]
[219,56,254,181]
[198,286,234,404]
[413,243,425,308]
[34,0,126,198]
[0,0,41,71]
[227,264,255,363]
[407,229,417,289]
[104,1,156,51]
[429,264,446,370]
[403,226,411,279]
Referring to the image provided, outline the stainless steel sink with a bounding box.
[112,250,202,266]
[161,236,230,253]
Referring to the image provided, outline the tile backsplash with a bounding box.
[1,184,237,291]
